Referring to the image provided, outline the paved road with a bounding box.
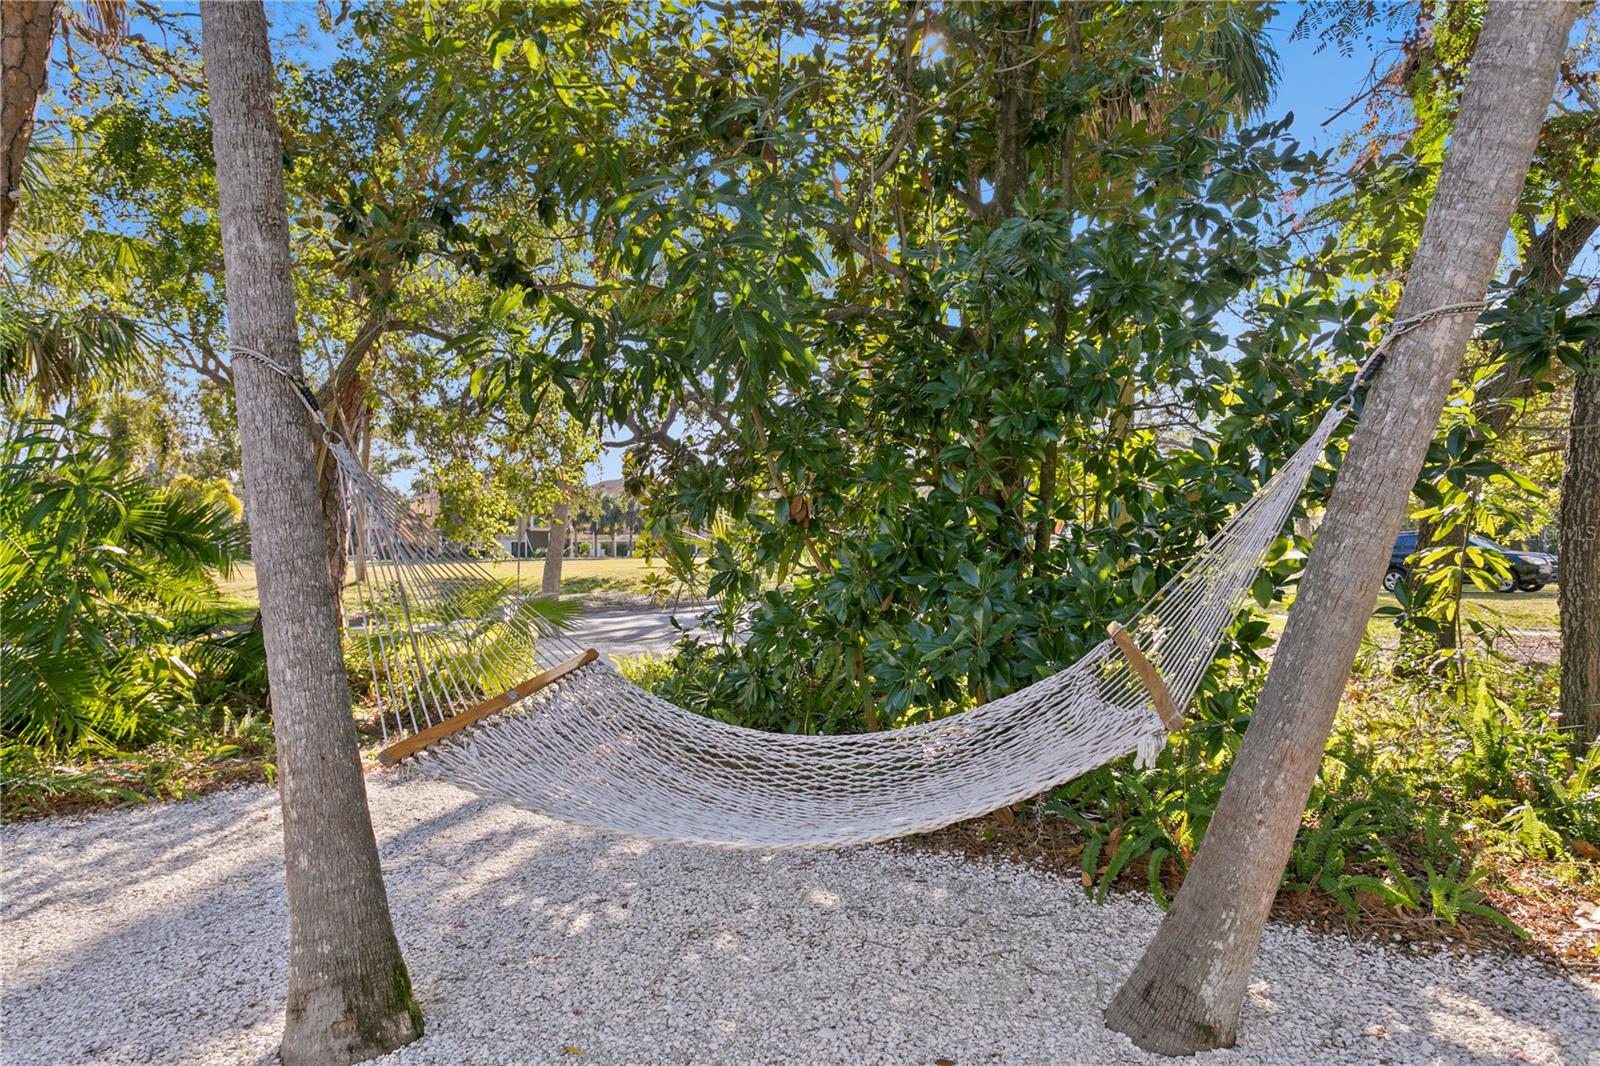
[566,605,714,658]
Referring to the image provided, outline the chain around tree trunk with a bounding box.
[1341,301,1491,407]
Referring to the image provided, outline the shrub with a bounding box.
[0,418,254,754]
[1052,649,1595,930]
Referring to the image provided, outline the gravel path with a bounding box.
[4,780,1596,1065]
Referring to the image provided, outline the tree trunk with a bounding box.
[353,403,372,585]
[1104,4,1575,1054]
[542,496,570,595]
[1,0,58,250]
[610,525,618,558]
[200,5,422,1063]
[514,512,530,577]
[1409,213,1598,658]
[988,1,1039,215]
[315,312,385,617]
[1561,330,1600,752]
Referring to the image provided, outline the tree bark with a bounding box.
[1475,214,1599,438]
[315,310,386,616]
[988,2,1040,215]
[1561,331,1600,752]
[1104,3,1575,1054]
[200,4,422,1063]
[1408,214,1599,657]
[1,0,58,250]
[542,496,570,595]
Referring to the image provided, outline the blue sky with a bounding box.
[1265,7,1388,155]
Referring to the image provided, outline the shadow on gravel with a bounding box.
[367,788,1599,1066]
[4,782,1595,1065]
[1,790,280,922]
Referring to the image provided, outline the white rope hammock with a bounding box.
[224,300,1482,850]
[322,405,1349,849]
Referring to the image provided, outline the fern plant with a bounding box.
[0,417,248,752]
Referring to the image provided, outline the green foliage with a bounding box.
[1036,651,1595,930]
[1,703,277,820]
[425,456,521,553]
[344,575,579,722]
[1051,760,1225,909]
[410,3,1365,734]
[0,418,254,754]
[0,295,150,411]
[612,652,675,693]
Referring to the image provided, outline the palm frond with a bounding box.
[0,295,151,410]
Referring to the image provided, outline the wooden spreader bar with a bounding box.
[377,649,599,767]
[1106,622,1184,732]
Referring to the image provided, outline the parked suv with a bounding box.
[1385,531,1557,593]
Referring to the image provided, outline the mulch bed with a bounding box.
[900,803,1600,979]
[1,753,272,822]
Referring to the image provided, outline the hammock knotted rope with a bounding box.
[231,302,1477,850]
[328,403,1344,849]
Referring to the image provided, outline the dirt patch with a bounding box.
[1494,629,1561,665]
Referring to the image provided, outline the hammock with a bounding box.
[323,403,1349,850]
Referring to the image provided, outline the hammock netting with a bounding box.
[332,406,1347,849]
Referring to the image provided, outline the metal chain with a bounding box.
[1340,300,1490,407]
[230,343,344,447]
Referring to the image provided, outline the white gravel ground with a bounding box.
[3,778,1596,1066]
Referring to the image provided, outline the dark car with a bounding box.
[1385,531,1557,593]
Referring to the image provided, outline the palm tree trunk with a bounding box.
[1104,3,1575,1054]
[542,496,570,595]
[200,4,422,1062]
[1,1,58,250]
[1561,330,1600,751]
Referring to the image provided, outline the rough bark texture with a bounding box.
[989,2,1040,215]
[541,496,570,595]
[315,310,386,615]
[1,0,58,249]
[1561,334,1600,751]
[199,4,422,1063]
[1104,4,1576,1054]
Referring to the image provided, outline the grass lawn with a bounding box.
[1267,586,1561,637]
[468,556,659,596]
[221,555,1558,633]
[218,555,663,608]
